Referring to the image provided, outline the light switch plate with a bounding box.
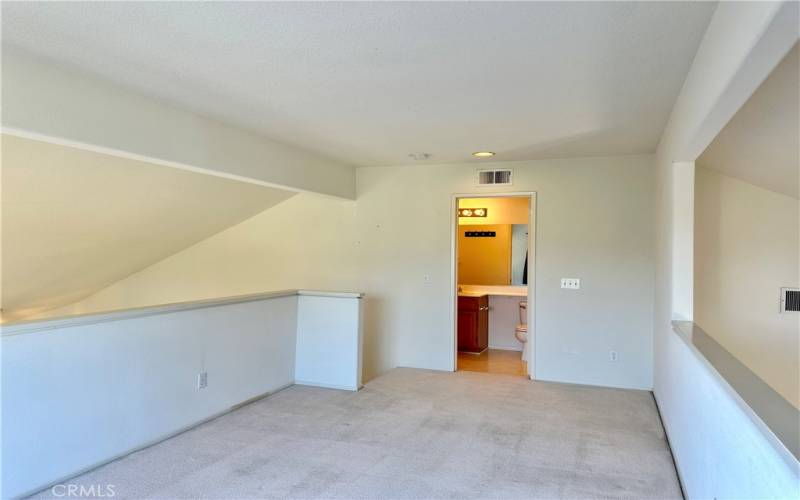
[561,278,581,289]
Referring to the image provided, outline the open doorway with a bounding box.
[450,193,536,378]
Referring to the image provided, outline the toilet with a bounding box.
[514,301,529,362]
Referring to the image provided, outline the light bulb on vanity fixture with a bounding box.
[472,151,495,158]
[458,208,488,218]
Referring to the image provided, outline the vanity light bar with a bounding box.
[458,208,488,217]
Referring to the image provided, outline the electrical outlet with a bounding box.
[423,273,432,284]
[609,351,618,362]
[561,278,581,289]
[197,372,208,389]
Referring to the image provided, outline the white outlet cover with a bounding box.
[561,278,581,289]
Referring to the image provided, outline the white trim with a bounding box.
[488,345,523,352]
[1,289,363,336]
[450,191,537,379]
[294,380,360,392]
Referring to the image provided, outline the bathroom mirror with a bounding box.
[510,224,528,285]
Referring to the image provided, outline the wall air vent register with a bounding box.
[781,288,799,313]
[477,169,512,186]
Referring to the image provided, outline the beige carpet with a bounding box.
[30,368,681,499]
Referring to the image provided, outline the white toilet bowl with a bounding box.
[514,325,528,344]
[516,301,528,362]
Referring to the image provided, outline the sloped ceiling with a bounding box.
[698,43,799,199]
[1,135,295,321]
[1,2,716,166]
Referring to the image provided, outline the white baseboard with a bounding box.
[488,345,523,352]
[294,380,359,391]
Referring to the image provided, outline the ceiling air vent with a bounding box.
[781,288,800,313]
[477,169,513,186]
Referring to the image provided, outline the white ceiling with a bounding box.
[1,1,716,167]
[698,43,799,199]
[1,135,294,320]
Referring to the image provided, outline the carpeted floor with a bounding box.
[30,368,682,499]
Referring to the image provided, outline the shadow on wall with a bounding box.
[361,295,392,383]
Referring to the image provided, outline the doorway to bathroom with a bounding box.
[450,193,536,378]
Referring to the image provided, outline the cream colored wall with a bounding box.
[42,193,358,312]
[1,134,294,321]
[458,197,529,225]
[38,193,371,367]
[694,167,799,408]
[356,155,655,389]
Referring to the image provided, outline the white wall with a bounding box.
[657,328,799,499]
[2,296,298,499]
[356,155,655,390]
[296,294,363,391]
[653,2,800,497]
[694,167,799,408]
[1,47,356,199]
[670,162,695,321]
[2,291,364,499]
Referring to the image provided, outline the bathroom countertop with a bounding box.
[459,285,528,297]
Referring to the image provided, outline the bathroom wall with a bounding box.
[458,197,530,286]
[458,224,512,285]
[458,196,529,226]
[488,296,525,351]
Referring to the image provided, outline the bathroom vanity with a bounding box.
[458,285,528,354]
[457,294,489,353]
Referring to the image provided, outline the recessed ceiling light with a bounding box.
[472,151,495,158]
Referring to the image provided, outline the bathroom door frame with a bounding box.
[449,191,537,379]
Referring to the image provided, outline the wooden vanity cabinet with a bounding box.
[457,295,489,353]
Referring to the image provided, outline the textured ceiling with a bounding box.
[698,43,799,199]
[1,135,295,321]
[1,1,716,167]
